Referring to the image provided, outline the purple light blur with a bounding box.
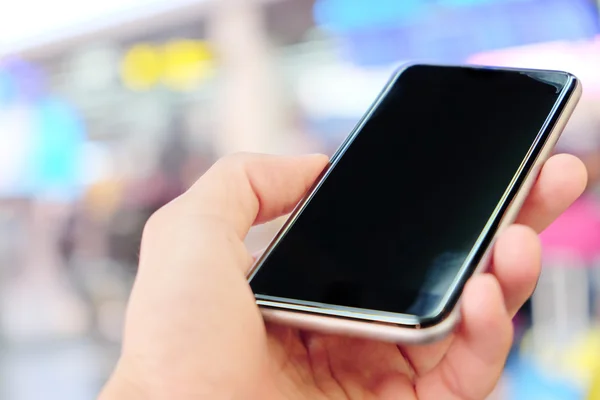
[2,58,45,102]
[0,68,16,105]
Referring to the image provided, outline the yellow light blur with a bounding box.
[589,366,600,400]
[562,328,600,385]
[120,44,162,90]
[162,39,215,91]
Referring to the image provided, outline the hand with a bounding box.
[100,153,586,400]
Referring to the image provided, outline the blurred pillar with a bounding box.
[208,0,285,155]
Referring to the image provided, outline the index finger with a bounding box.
[516,153,587,233]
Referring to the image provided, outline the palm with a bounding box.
[265,325,462,400]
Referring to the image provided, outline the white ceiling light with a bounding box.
[295,62,400,118]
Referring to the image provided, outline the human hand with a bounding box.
[100,153,586,400]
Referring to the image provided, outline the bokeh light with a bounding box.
[162,39,216,92]
[314,0,600,66]
[31,96,85,197]
[13,60,43,101]
[0,68,16,105]
[120,44,163,91]
[313,0,424,32]
[68,45,120,92]
[2,59,45,102]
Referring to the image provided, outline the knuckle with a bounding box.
[142,202,176,239]
[142,210,163,240]
[214,153,250,169]
[210,152,259,178]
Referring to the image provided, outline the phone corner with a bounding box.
[392,61,421,76]
[571,76,583,100]
[557,71,582,99]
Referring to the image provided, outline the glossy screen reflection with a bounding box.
[250,65,571,322]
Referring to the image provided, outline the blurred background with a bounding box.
[1,0,600,398]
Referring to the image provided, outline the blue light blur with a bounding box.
[30,97,85,199]
[314,0,425,31]
[314,0,600,66]
[504,358,583,400]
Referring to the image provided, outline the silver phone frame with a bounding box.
[248,63,582,345]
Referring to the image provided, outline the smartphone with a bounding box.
[247,64,581,344]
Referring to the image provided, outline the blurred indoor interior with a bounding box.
[2,0,600,398]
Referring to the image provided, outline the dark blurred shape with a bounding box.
[107,113,190,273]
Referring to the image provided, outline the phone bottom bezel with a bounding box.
[259,302,462,344]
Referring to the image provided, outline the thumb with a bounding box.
[139,152,329,277]
[184,152,329,238]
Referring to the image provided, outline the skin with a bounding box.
[99,152,587,400]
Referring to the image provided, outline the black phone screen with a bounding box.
[249,65,574,323]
